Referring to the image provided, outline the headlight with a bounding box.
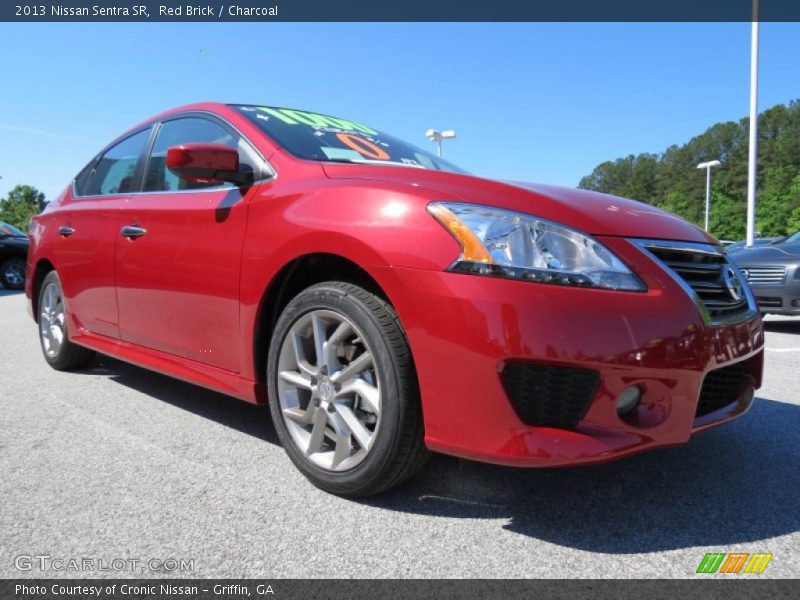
[428,202,646,291]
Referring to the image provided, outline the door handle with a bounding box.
[58,226,75,237]
[120,225,147,239]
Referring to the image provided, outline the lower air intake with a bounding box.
[696,362,754,418]
[501,363,600,429]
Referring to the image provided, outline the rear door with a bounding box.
[53,128,151,338]
[115,115,261,372]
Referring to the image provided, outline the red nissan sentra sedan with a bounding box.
[26,102,764,496]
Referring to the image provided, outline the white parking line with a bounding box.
[765,347,800,352]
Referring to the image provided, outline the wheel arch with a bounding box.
[252,252,394,386]
[30,258,56,322]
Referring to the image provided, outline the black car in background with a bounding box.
[0,221,29,290]
[729,234,800,316]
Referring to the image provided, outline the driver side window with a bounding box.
[144,117,252,192]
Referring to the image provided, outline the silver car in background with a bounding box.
[729,233,800,316]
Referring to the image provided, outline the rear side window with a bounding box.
[73,162,94,196]
[79,129,150,196]
[143,117,253,192]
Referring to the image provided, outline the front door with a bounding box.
[115,116,256,373]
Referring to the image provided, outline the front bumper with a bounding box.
[748,277,800,315]
[373,237,764,467]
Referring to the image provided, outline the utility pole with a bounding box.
[697,160,721,232]
[746,0,759,246]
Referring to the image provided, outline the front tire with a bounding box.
[38,271,96,371]
[267,282,428,497]
[1,258,26,290]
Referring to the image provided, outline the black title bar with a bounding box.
[3,0,800,22]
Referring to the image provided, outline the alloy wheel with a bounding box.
[276,309,382,472]
[39,281,66,358]
[4,262,25,287]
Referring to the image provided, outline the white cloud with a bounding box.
[0,123,84,141]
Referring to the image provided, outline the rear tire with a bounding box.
[38,271,96,371]
[267,281,428,497]
[1,258,26,290]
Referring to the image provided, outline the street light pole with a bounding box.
[697,160,721,232]
[746,0,759,247]
[425,129,456,158]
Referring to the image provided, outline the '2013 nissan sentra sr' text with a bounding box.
[26,103,764,496]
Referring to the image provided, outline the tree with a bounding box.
[709,188,746,240]
[660,189,701,225]
[579,154,659,203]
[756,166,797,236]
[578,99,800,239]
[0,185,46,230]
[786,175,800,234]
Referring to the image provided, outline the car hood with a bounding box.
[729,243,800,264]
[322,164,714,243]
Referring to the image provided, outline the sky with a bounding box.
[1,22,799,201]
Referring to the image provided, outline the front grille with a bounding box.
[501,363,600,429]
[643,243,749,321]
[696,362,753,418]
[742,265,786,285]
[756,296,783,309]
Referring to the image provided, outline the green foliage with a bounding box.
[787,175,800,233]
[756,167,796,237]
[579,100,800,240]
[660,189,701,225]
[0,185,46,231]
[789,209,800,233]
[709,187,745,241]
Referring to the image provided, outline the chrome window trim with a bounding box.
[629,238,759,327]
[72,182,256,199]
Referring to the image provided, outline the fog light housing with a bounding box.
[792,298,800,308]
[616,386,642,417]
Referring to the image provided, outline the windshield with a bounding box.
[783,232,800,244]
[231,105,466,174]
[0,221,26,237]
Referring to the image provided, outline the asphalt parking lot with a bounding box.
[1,287,798,579]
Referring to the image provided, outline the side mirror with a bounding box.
[166,143,249,185]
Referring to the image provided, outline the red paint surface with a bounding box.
[26,102,764,467]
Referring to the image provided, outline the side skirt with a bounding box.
[70,329,266,405]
